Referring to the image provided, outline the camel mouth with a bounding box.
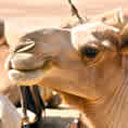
[8,68,45,86]
[6,56,52,85]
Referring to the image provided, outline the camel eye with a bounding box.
[81,46,99,58]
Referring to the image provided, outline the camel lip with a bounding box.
[7,58,52,72]
[9,67,41,72]
[7,60,52,86]
[9,68,42,72]
[8,69,45,86]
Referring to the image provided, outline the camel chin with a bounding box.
[8,69,44,86]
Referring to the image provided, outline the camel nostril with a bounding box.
[14,39,35,53]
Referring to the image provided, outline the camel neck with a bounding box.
[82,56,128,128]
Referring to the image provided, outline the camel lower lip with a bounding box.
[8,69,44,86]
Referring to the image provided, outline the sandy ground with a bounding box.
[0,0,128,26]
[0,0,128,17]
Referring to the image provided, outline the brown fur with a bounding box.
[5,10,128,128]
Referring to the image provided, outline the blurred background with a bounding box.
[0,0,128,24]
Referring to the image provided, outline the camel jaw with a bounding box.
[8,69,44,86]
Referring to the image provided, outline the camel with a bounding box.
[5,9,128,128]
[0,20,20,104]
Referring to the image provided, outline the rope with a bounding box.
[19,86,30,128]
[67,0,87,23]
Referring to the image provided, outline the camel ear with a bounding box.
[120,23,128,54]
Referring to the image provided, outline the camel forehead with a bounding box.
[72,22,119,37]
[71,22,120,50]
[73,22,119,30]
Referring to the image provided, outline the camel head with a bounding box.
[5,22,121,99]
[5,21,128,128]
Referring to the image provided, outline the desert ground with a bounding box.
[0,0,128,25]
